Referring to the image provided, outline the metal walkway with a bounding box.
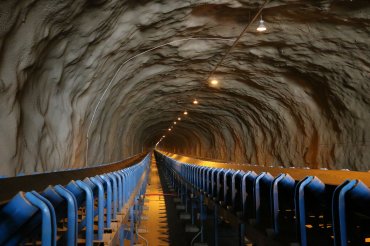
[134,155,170,245]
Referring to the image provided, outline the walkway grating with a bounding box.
[133,156,170,246]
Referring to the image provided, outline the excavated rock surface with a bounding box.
[0,0,369,175]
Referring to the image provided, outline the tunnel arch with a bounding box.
[0,0,369,176]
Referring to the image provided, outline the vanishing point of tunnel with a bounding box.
[0,0,369,176]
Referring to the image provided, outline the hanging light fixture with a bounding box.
[168,128,171,131]
[257,15,267,32]
[184,111,188,115]
[178,117,181,121]
[210,79,218,85]
[193,99,199,105]
[174,121,177,124]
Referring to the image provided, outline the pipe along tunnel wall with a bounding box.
[0,0,369,176]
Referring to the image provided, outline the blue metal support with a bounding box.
[271,173,295,235]
[230,170,240,206]
[200,193,205,242]
[108,173,118,219]
[210,168,217,198]
[214,203,219,246]
[54,185,78,246]
[119,171,128,205]
[223,169,233,206]
[0,192,39,245]
[0,153,151,246]
[76,180,94,246]
[332,179,370,246]
[90,176,105,241]
[24,191,57,246]
[239,223,245,246]
[120,170,129,205]
[100,174,112,228]
[129,206,134,246]
[113,172,123,211]
[241,171,256,217]
[254,172,274,225]
[294,176,325,246]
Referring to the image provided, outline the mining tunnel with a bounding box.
[0,0,369,245]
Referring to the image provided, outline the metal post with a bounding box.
[239,223,245,246]
[119,226,124,246]
[214,204,219,246]
[181,181,184,203]
[191,196,195,225]
[185,184,188,213]
[130,206,134,246]
[200,193,205,242]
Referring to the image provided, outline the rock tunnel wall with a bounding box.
[0,0,369,176]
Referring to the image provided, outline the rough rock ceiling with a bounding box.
[0,0,369,175]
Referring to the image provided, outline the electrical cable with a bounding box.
[86,37,233,166]
[190,227,202,246]
[163,0,270,147]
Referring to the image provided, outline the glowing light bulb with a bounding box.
[210,79,218,85]
[162,135,165,138]
[184,111,188,115]
[193,99,199,105]
[178,117,181,121]
[174,121,177,124]
[257,17,267,32]
[168,128,171,131]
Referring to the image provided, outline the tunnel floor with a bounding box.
[133,155,243,246]
[132,155,172,245]
[131,155,189,246]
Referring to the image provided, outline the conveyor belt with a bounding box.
[136,155,171,245]
[0,153,150,246]
[0,152,147,204]
[156,150,370,246]
[161,151,370,186]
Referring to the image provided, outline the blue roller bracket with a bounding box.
[0,155,152,245]
[294,176,325,246]
[215,169,225,201]
[120,170,129,205]
[75,180,94,246]
[332,179,370,246]
[201,167,209,191]
[231,170,243,211]
[113,172,123,210]
[24,191,57,246]
[54,184,78,246]
[90,176,105,241]
[100,174,113,228]
[254,172,274,225]
[107,173,118,219]
[205,168,213,195]
[4,151,370,246]
[224,169,236,208]
[210,168,218,198]
[271,173,295,235]
[0,192,39,245]
[241,171,257,218]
